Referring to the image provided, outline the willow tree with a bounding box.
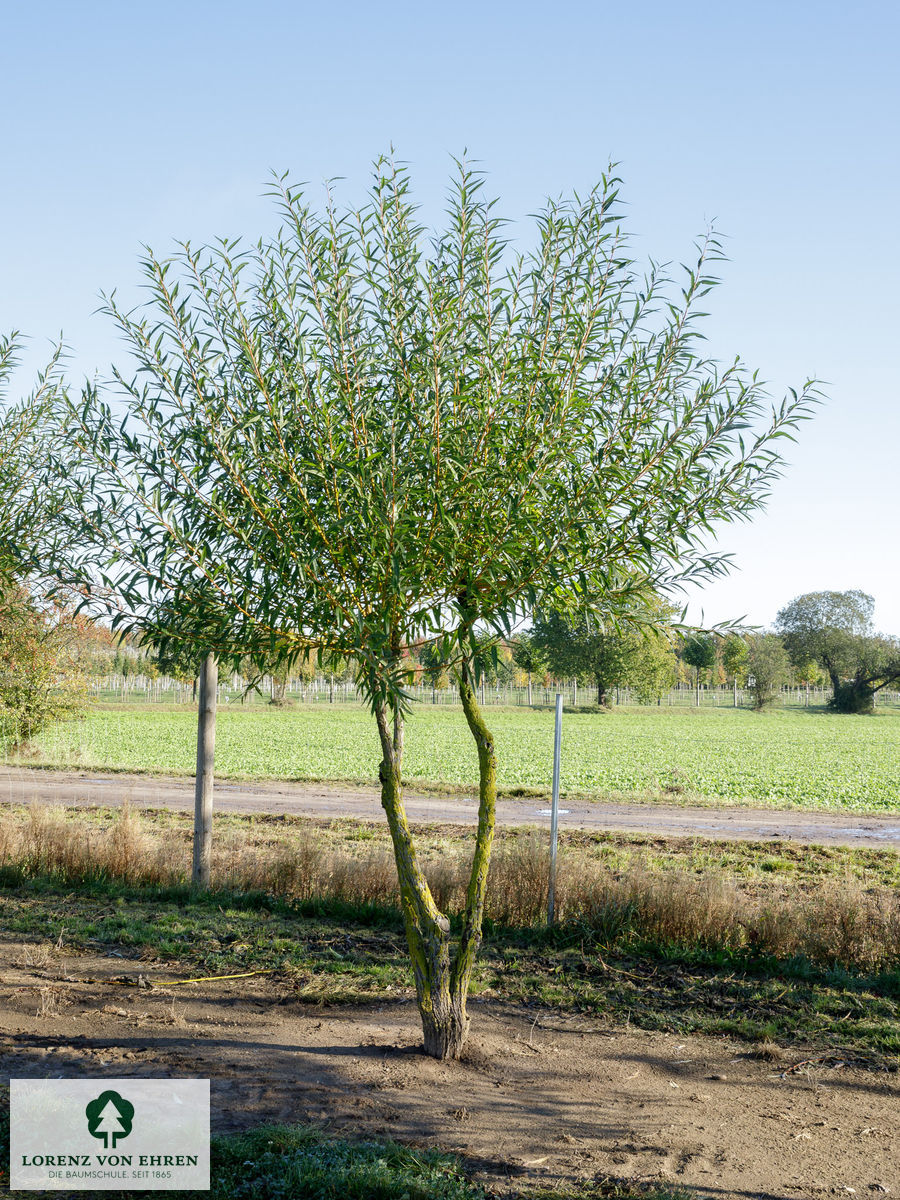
[56,157,816,1058]
[0,331,65,583]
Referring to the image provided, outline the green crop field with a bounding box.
[14,703,900,811]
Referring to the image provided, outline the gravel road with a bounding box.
[2,766,899,849]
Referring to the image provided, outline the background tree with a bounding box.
[776,590,900,713]
[511,633,547,706]
[268,657,291,705]
[318,650,355,703]
[0,586,86,746]
[0,332,85,747]
[776,590,871,692]
[0,332,67,586]
[54,157,815,1059]
[796,659,825,689]
[532,610,632,706]
[533,599,677,706]
[682,634,717,705]
[627,629,678,704]
[829,635,900,713]
[746,633,790,710]
[419,643,449,703]
[248,638,309,705]
[115,587,264,884]
[67,619,118,677]
[721,633,749,685]
[721,633,749,705]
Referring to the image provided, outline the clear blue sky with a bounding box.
[2,0,898,631]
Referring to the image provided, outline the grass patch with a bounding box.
[13,702,900,810]
[3,874,899,1057]
[199,1124,486,1199]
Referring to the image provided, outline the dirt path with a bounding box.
[1,938,897,1198]
[3,766,900,850]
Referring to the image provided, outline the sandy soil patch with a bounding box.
[0,939,897,1197]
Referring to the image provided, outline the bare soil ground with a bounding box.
[1,938,897,1198]
[4,766,900,850]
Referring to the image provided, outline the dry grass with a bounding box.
[14,941,53,970]
[1,805,899,973]
[0,803,178,886]
[36,986,62,1018]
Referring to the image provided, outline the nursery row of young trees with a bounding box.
[0,155,829,1058]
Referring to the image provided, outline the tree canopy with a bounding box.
[721,633,749,683]
[0,332,65,585]
[58,160,815,686]
[682,634,717,676]
[776,590,900,713]
[746,632,790,710]
[531,602,676,706]
[777,590,874,681]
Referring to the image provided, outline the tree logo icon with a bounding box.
[85,1090,134,1149]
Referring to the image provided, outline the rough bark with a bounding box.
[374,695,458,1058]
[373,656,497,1061]
[450,663,497,1040]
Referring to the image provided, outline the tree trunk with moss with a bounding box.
[374,659,496,1060]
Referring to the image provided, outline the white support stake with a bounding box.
[547,691,563,924]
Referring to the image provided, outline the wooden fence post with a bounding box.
[192,653,218,889]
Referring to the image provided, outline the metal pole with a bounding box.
[547,691,563,924]
[192,653,218,888]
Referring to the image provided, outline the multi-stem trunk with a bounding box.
[374,660,497,1061]
[450,662,498,1029]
